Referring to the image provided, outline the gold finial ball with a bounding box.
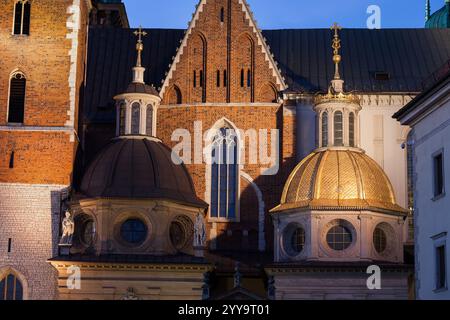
[333,54,341,64]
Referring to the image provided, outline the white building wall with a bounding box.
[0,183,67,300]
[359,95,413,210]
[412,97,450,300]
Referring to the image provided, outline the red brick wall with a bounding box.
[0,0,89,185]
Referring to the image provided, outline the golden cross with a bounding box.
[330,22,343,80]
[331,22,342,37]
[133,26,147,67]
[133,26,147,43]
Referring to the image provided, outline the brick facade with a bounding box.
[0,0,90,299]
[158,0,295,259]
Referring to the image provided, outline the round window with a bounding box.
[81,220,96,247]
[326,223,353,251]
[283,224,306,257]
[373,227,387,254]
[120,219,147,245]
[291,228,305,254]
[170,221,187,250]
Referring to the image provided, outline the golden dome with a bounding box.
[272,149,408,215]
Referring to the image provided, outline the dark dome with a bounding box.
[125,82,160,97]
[80,137,206,208]
[426,3,450,29]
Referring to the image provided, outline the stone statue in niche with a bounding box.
[194,213,206,247]
[60,211,75,245]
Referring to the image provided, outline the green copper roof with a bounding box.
[426,1,450,29]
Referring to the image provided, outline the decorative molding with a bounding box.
[65,0,82,142]
[49,261,212,272]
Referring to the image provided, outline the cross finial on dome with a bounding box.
[132,26,147,83]
[331,22,342,80]
[133,26,147,68]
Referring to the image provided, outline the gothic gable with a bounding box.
[160,0,286,105]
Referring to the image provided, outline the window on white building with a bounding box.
[436,244,447,290]
[433,151,445,198]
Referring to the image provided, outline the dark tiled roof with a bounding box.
[84,28,184,123]
[263,28,450,93]
[49,253,209,265]
[125,82,160,96]
[84,28,450,123]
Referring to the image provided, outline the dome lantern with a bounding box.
[114,26,161,137]
[314,23,361,150]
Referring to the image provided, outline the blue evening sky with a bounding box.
[123,0,444,29]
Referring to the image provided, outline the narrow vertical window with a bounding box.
[200,70,204,88]
[216,70,220,87]
[220,7,224,23]
[9,151,15,169]
[210,128,238,220]
[436,245,447,290]
[146,105,153,136]
[13,2,23,35]
[240,69,244,87]
[7,238,12,253]
[131,102,140,135]
[193,71,197,88]
[223,70,227,87]
[322,112,328,147]
[22,1,31,35]
[349,112,355,147]
[334,111,343,146]
[433,152,445,198]
[13,1,30,35]
[8,72,26,124]
[247,69,251,87]
[119,103,126,136]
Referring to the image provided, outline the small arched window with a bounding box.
[349,112,355,147]
[119,103,126,136]
[0,273,23,300]
[334,111,343,146]
[131,102,140,135]
[146,105,153,136]
[220,7,225,23]
[210,128,238,220]
[8,72,26,124]
[223,70,227,87]
[240,69,244,87]
[322,111,328,147]
[13,1,31,35]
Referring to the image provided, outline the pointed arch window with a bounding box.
[0,273,23,300]
[8,72,26,124]
[349,112,355,147]
[322,111,328,147]
[146,105,153,136]
[131,102,140,135]
[334,111,343,146]
[210,128,238,220]
[13,1,31,35]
